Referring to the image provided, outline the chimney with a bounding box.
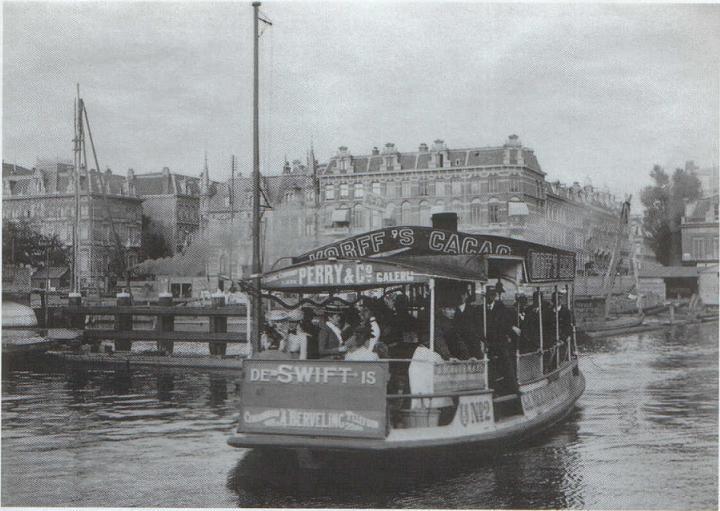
[418,143,428,152]
[432,139,446,152]
[432,212,458,232]
[371,147,379,156]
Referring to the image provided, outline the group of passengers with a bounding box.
[258,284,574,386]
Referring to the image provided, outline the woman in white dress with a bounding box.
[284,309,308,360]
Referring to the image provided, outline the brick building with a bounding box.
[681,194,719,266]
[3,160,143,291]
[134,167,202,254]
[317,135,629,275]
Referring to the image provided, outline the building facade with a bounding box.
[681,194,719,266]
[134,167,202,254]
[3,160,143,291]
[199,159,317,288]
[317,135,629,275]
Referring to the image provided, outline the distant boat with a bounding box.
[2,301,80,356]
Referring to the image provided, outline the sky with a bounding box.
[3,2,719,200]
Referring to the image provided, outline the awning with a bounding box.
[331,208,350,223]
[508,201,529,216]
[260,254,489,292]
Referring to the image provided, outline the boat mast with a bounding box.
[251,2,262,353]
[72,84,82,293]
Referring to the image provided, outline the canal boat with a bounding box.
[228,217,585,454]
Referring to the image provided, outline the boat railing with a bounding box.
[516,336,575,385]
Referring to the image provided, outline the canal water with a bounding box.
[2,322,717,508]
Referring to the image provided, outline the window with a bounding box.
[510,177,521,192]
[339,159,348,172]
[401,181,411,198]
[692,238,705,259]
[489,203,501,223]
[445,181,453,196]
[352,204,364,229]
[488,175,499,193]
[354,183,364,199]
[401,201,412,224]
[372,181,381,195]
[371,209,382,230]
[470,199,482,224]
[325,184,335,200]
[340,183,349,198]
[714,237,719,259]
[418,180,428,196]
[419,200,430,225]
[470,177,481,194]
[436,180,446,196]
[715,204,719,221]
[451,179,462,196]
[428,181,436,196]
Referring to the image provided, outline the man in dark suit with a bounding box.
[454,288,484,359]
[317,307,347,358]
[485,287,518,393]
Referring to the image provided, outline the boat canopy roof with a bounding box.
[261,255,487,292]
[290,226,576,283]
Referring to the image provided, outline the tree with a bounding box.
[641,165,701,265]
[2,220,71,268]
[140,215,171,261]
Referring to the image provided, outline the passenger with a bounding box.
[434,298,469,360]
[344,325,379,361]
[284,309,308,360]
[340,304,361,342]
[390,293,418,346]
[552,291,573,342]
[318,306,347,358]
[357,298,381,352]
[520,293,541,353]
[454,288,484,359]
[300,307,320,359]
[260,310,288,351]
[485,287,518,394]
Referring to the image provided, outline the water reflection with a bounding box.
[2,322,717,508]
[226,413,585,509]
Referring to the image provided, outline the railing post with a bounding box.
[115,292,132,352]
[669,303,675,324]
[571,324,577,359]
[483,351,489,390]
[538,288,544,374]
[156,292,174,354]
[209,292,227,356]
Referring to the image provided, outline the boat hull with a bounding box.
[228,362,585,453]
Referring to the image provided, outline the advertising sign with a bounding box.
[262,260,420,290]
[292,226,575,282]
[240,360,388,439]
[434,360,487,393]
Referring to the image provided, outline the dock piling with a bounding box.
[115,292,133,351]
[156,292,174,354]
[209,293,228,355]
